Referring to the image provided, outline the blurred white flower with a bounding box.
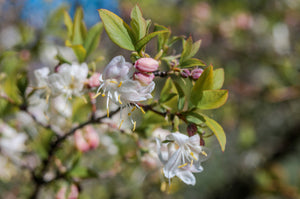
[156,132,210,185]
[0,122,27,161]
[95,56,155,129]
[48,62,88,98]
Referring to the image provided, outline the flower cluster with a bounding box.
[156,132,209,185]
[94,56,156,129]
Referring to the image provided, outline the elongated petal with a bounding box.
[166,132,189,146]
[102,56,132,80]
[175,170,196,185]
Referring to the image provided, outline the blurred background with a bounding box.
[0,0,300,198]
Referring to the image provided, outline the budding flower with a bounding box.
[74,131,90,152]
[84,126,99,149]
[135,58,159,72]
[87,72,101,88]
[133,72,155,86]
[180,69,191,78]
[187,123,197,137]
[191,68,204,80]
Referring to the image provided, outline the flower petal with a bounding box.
[175,170,196,185]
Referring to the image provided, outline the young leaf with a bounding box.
[84,22,103,57]
[213,68,225,89]
[180,37,201,63]
[159,78,176,103]
[179,58,206,68]
[185,112,206,125]
[72,7,84,45]
[64,11,73,39]
[71,45,87,63]
[99,9,135,51]
[154,24,170,51]
[130,5,147,41]
[197,90,228,109]
[190,65,214,106]
[135,30,169,52]
[201,114,226,152]
[172,78,186,111]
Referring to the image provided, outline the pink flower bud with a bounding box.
[133,72,155,85]
[74,130,90,152]
[135,58,159,72]
[56,187,67,199]
[84,126,99,149]
[191,68,204,80]
[87,72,101,88]
[180,69,191,78]
[187,123,197,137]
[68,184,79,199]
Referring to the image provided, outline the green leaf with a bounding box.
[213,68,225,89]
[159,78,176,103]
[179,58,206,68]
[135,30,169,52]
[130,5,147,41]
[99,9,135,51]
[154,24,170,51]
[197,90,228,109]
[64,11,73,39]
[71,45,87,63]
[180,37,201,63]
[84,22,103,57]
[190,65,214,106]
[72,7,84,45]
[185,112,206,125]
[201,114,226,151]
[68,166,98,178]
[80,20,88,40]
[172,78,186,111]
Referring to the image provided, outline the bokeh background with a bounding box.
[0,0,300,198]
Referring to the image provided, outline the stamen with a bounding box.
[131,107,136,112]
[92,92,102,99]
[140,107,145,114]
[44,112,49,121]
[110,80,118,84]
[118,81,122,87]
[133,121,136,131]
[107,108,109,117]
[190,152,198,160]
[46,94,50,104]
[118,95,122,104]
[190,159,194,167]
[178,163,188,168]
[119,120,124,129]
[201,151,208,157]
[128,113,131,116]
[102,93,106,97]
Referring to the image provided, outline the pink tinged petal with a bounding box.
[74,131,90,152]
[68,184,79,199]
[191,68,204,80]
[135,58,159,72]
[133,72,155,86]
[56,187,67,199]
[84,126,99,149]
[102,56,132,80]
[87,73,101,88]
[175,170,196,185]
[180,69,191,78]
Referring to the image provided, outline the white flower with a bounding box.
[95,56,155,129]
[48,62,88,98]
[156,132,210,185]
[0,122,27,160]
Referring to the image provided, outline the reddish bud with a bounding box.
[135,58,159,72]
[87,72,101,88]
[191,68,204,80]
[133,72,155,85]
[74,130,90,152]
[180,69,191,78]
[200,137,205,146]
[187,123,198,137]
[84,126,99,149]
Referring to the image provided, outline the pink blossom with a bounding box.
[87,72,101,88]
[134,58,159,72]
[133,72,155,86]
[74,130,90,152]
[84,126,99,149]
[191,68,204,80]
